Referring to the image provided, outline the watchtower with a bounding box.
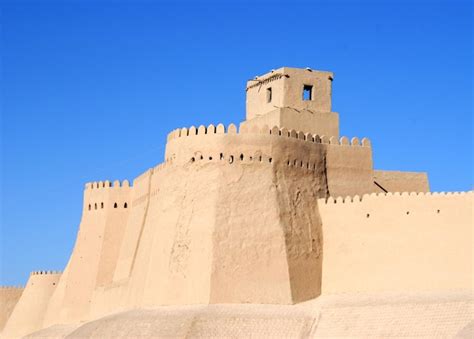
[243,67,339,137]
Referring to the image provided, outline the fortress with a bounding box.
[1,67,472,338]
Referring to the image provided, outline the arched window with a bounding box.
[101,202,104,209]
[114,203,118,208]
[124,202,128,208]
[240,154,244,161]
[94,203,97,210]
[88,204,91,210]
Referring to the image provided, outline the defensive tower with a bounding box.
[5,67,470,339]
[244,67,339,137]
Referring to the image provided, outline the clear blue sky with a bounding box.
[1,0,472,285]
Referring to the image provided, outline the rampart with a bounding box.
[318,191,473,294]
[165,123,374,197]
[42,181,132,326]
[0,287,23,334]
[4,66,461,337]
[373,170,429,193]
[2,271,61,338]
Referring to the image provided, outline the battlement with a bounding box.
[320,191,472,204]
[318,190,472,295]
[85,180,131,190]
[84,179,132,213]
[167,123,370,147]
[0,286,24,289]
[30,271,62,276]
[246,67,333,119]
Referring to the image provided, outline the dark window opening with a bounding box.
[124,203,128,208]
[240,154,244,161]
[94,203,97,210]
[88,204,91,210]
[303,85,313,101]
[101,202,104,209]
[114,203,118,208]
[266,87,272,103]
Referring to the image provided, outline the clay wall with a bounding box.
[112,172,152,283]
[0,286,23,333]
[2,271,60,338]
[246,67,333,120]
[42,181,132,326]
[165,123,374,197]
[373,170,429,193]
[318,191,473,294]
[241,108,340,138]
[246,71,286,119]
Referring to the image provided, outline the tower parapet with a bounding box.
[244,67,339,137]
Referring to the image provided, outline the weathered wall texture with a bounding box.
[2,272,60,338]
[245,68,338,136]
[20,124,445,330]
[0,287,23,333]
[42,181,131,326]
[319,192,473,294]
[374,169,430,193]
[7,67,466,338]
[26,292,473,338]
[165,124,375,198]
[246,67,333,119]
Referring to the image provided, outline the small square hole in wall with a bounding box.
[266,87,272,103]
[303,85,313,101]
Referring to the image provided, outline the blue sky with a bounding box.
[1,0,472,285]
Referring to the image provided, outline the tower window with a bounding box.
[266,87,272,103]
[303,85,313,101]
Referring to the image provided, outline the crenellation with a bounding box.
[167,124,370,149]
[351,137,360,146]
[339,136,349,145]
[320,190,472,204]
[30,271,62,276]
[228,123,238,134]
[5,67,470,338]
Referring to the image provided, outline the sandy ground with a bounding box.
[21,291,473,338]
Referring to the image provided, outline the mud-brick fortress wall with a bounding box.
[2,67,469,338]
[40,123,376,327]
[0,287,23,333]
[319,191,473,294]
[1,271,61,338]
[42,181,132,327]
[165,123,375,197]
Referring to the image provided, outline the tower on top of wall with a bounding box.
[243,67,340,138]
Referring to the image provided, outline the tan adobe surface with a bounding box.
[1,67,471,338]
[1,272,61,338]
[25,292,474,338]
[0,287,23,333]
